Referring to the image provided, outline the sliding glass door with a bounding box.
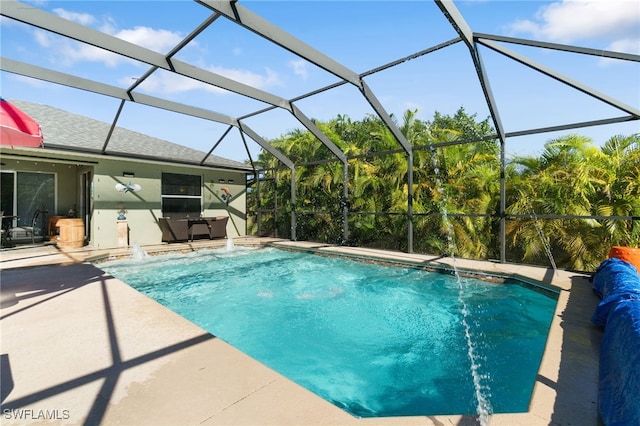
[1,171,55,234]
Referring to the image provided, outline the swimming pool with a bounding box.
[98,245,557,418]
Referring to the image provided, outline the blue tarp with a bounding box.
[592,257,640,426]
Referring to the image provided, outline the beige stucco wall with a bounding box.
[92,158,247,248]
[1,147,248,249]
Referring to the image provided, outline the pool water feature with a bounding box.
[98,246,557,418]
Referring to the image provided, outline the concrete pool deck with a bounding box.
[0,237,603,425]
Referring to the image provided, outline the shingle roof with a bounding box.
[10,99,253,172]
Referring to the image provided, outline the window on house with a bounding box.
[161,172,201,217]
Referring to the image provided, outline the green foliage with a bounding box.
[247,109,639,272]
[507,133,639,270]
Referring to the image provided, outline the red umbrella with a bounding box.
[0,97,44,148]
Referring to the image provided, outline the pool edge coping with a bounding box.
[0,237,602,425]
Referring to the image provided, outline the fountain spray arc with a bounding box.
[427,142,492,424]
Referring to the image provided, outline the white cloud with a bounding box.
[33,29,125,68]
[126,72,224,95]
[209,65,282,89]
[33,29,52,48]
[7,73,50,88]
[507,0,640,52]
[112,26,184,53]
[39,8,184,67]
[608,38,640,55]
[53,7,183,53]
[27,7,282,96]
[127,66,282,96]
[288,59,309,80]
[64,43,124,68]
[52,8,96,26]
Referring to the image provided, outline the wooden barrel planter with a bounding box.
[48,215,66,241]
[609,246,640,271]
[56,218,85,248]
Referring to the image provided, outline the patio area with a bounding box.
[0,238,603,425]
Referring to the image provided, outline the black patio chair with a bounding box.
[0,211,7,247]
[9,209,47,245]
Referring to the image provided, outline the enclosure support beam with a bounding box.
[274,169,279,238]
[238,123,296,241]
[198,0,362,88]
[499,133,507,264]
[475,33,640,63]
[479,39,640,117]
[407,153,414,253]
[239,124,294,170]
[359,79,415,252]
[201,125,234,165]
[0,1,289,108]
[1,58,238,127]
[290,105,348,163]
[102,100,126,154]
[437,0,508,262]
[291,168,297,241]
[342,162,349,245]
[257,171,262,238]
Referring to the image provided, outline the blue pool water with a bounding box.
[98,246,557,418]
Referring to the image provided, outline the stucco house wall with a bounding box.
[92,157,247,248]
[1,99,253,249]
[1,149,248,248]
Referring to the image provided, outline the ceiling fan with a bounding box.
[115,182,142,193]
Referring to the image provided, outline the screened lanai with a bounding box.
[1,0,639,271]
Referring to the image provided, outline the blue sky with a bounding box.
[1,0,639,163]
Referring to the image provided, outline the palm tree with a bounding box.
[410,108,500,258]
[594,133,640,247]
[249,109,635,271]
[507,134,611,271]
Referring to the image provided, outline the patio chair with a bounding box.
[0,211,6,247]
[1,211,17,248]
[9,209,46,244]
